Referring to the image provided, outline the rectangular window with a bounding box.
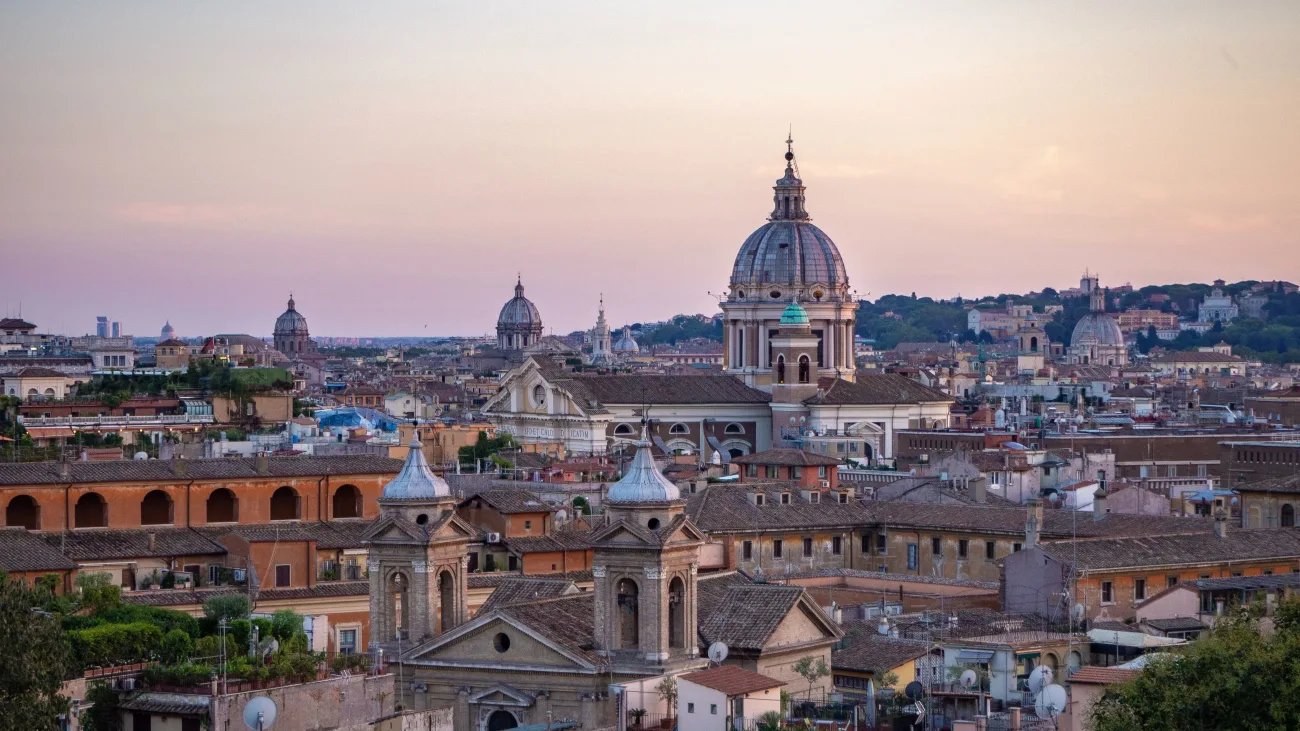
[781,492,791,504]
[791,466,801,479]
[1134,579,1146,601]
[931,537,942,556]
[809,492,820,504]
[839,492,848,504]
[1232,571,1243,577]
[1167,575,1179,588]
[877,533,888,554]
[688,704,695,714]
[1101,581,1114,604]
[773,539,783,558]
[275,564,291,588]
[743,541,753,560]
[524,520,532,531]
[1263,569,1274,576]
[803,537,813,557]
[755,494,765,506]
[710,705,718,715]
[986,541,996,560]
[1013,542,1023,552]
[766,465,779,479]
[819,466,828,478]
[958,540,968,559]
[907,543,918,571]
[1197,464,1208,477]
[338,629,357,654]
[747,465,758,477]
[209,565,221,585]
[1165,465,1177,478]
[832,536,842,555]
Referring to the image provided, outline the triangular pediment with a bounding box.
[431,513,478,541]
[660,516,707,545]
[360,515,428,544]
[468,684,536,707]
[481,357,595,418]
[402,612,596,672]
[591,519,658,546]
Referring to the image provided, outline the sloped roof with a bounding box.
[0,528,78,571]
[833,631,931,674]
[478,578,578,613]
[1150,351,1244,363]
[805,375,952,406]
[570,374,772,405]
[467,489,556,514]
[680,665,785,695]
[1039,528,1300,571]
[698,585,806,651]
[1067,666,1142,685]
[1235,473,1300,495]
[732,449,843,467]
[0,455,403,486]
[45,528,226,560]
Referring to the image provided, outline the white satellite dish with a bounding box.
[1072,603,1086,622]
[1028,665,1054,694]
[959,669,978,689]
[707,642,729,664]
[1034,684,1067,721]
[243,696,278,730]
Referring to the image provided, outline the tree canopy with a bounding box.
[0,573,71,729]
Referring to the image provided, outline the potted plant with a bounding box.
[629,708,647,728]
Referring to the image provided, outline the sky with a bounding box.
[2,2,1298,338]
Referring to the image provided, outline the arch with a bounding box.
[798,354,810,383]
[614,423,635,436]
[389,571,411,641]
[6,495,40,530]
[27,388,38,399]
[668,576,686,649]
[438,570,455,635]
[724,422,745,435]
[1067,651,1083,672]
[140,490,173,526]
[720,439,750,459]
[1042,652,1059,673]
[333,484,362,519]
[728,448,746,459]
[776,355,786,384]
[1283,504,1295,528]
[207,488,238,523]
[270,486,301,521]
[43,388,56,398]
[74,492,107,529]
[616,578,640,650]
[668,422,690,435]
[486,711,518,731]
[1029,336,1039,352]
[664,439,695,455]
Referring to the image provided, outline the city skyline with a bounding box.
[3,2,1299,337]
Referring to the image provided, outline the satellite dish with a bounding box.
[1034,684,1067,721]
[1028,665,1054,694]
[904,681,925,701]
[133,451,149,460]
[243,696,278,730]
[1072,603,1087,622]
[959,669,978,689]
[707,642,729,664]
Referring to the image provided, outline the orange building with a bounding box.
[732,448,843,490]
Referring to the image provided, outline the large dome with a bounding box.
[732,221,848,288]
[274,296,309,336]
[498,278,542,327]
[1071,313,1124,346]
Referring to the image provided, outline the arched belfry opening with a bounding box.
[668,577,686,649]
[616,578,639,650]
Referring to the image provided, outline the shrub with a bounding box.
[95,605,200,638]
[194,635,223,659]
[160,630,194,664]
[76,572,122,614]
[270,609,303,642]
[330,653,371,673]
[67,622,164,671]
[203,595,251,622]
[229,619,252,650]
[225,655,254,680]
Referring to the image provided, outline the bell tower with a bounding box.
[363,436,472,649]
[590,429,707,671]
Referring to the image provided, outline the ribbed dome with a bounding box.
[613,327,639,354]
[498,279,542,327]
[608,432,680,503]
[1071,313,1124,346]
[274,296,309,336]
[382,437,451,500]
[780,301,810,326]
[731,221,847,289]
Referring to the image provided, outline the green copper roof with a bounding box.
[780,301,810,326]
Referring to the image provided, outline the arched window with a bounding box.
[1283,504,1295,528]
[140,490,173,525]
[724,423,745,435]
[207,488,238,523]
[6,495,40,530]
[438,570,456,635]
[668,423,690,435]
[798,354,810,383]
[668,577,685,649]
[1030,336,1039,352]
[271,486,301,521]
[333,484,362,519]
[44,388,56,398]
[27,388,38,400]
[74,492,107,529]
[389,572,410,641]
[486,711,518,731]
[776,355,786,384]
[614,423,635,436]
[616,578,639,649]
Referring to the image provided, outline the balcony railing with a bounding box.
[20,414,215,427]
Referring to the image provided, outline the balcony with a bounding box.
[20,414,215,428]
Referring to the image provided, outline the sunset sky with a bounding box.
[2,2,1298,337]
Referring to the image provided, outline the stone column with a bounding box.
[580,694,600,731]
[642,565,666,662]
[455,687,472,731]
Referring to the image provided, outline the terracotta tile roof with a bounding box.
[732,449,843,467]
[496,593,603,665]
[0,455,403,485]
[569,374,772,405]
[1150,351,1244,363]
[1039,528,1300,572]
[1235,473,1300,495]
[465,489,556,514]
[805,376,952,406]
[122,581,369,607]
[1143,617,1205,632]
[5,367,68,378]
[478,578,578,613]
[0,528,78,571]
[44,528,226,560]
[0,318,36,330]
[504,530,594,554]
[1068,666,1142,684]
[698,585,806,651]
[680,665,785,695]
[467,569,593,589]
[833,632,931,674]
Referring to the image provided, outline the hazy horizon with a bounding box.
[3,2,1298,338]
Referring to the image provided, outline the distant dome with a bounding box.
[613,327,639,354]
[1071,313,1123,347]
[780,301,810,326]
[160,321,175,340]
[498,278,542,328]
[274,296,309,337]
[382,437,451,500]
[607,431,680,503]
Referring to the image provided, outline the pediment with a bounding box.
[660,516,707,545]
[591,520,658,546]
[469,684,536,707]
[403,613,595,671]
[431,514,478,541]
[361,515,428,544]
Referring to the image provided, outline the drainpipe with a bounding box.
[185,480,194,527]
[319,476,327,521]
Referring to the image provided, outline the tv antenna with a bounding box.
[707,641,729,665]
[243,696,278,730]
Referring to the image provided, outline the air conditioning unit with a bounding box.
[487,532,502,544]
[120,678,136,691]
[820,480,831,488]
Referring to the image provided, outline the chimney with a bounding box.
[1025,498,1042,546]
[1213,508,1229,539]
[148,533,157,553]
[1092,484,1108,521]
[171,457,187,477]
[255,452,270,474]
[971,476,986,504]
[59,459,71,481]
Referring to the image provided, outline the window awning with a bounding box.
[956,650,995,663]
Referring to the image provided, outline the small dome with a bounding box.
[607,431,680,503]
[274,296,310,337]
[613,327,639,354]
[1071,313,1123,347]
[780,301,810,326]
[498,279,542,327]
[160,321,176,340]
[382,437,451,500]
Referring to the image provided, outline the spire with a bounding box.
[607,421,680,503]
[515,275,524,298]
[287,293,296,310]
[770,130,809,222]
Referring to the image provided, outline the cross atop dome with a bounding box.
[771,132,808,221]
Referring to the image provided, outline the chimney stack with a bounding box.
[148,533,157,553]
[255,452,270,474]
[1025,498,1042,546]
[171,457,187,477]
[1092,484,1108,521]
[1213,508,1229,539]
[59,459,71,481]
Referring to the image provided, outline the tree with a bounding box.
[203,594,251,622]
[793,654,830,699]
[571,496,591,516]
[0,572,71,728]
[76,571,121,614]
[80,681,122,731]
[656,675,678,717]
[1090,598,1300,730]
